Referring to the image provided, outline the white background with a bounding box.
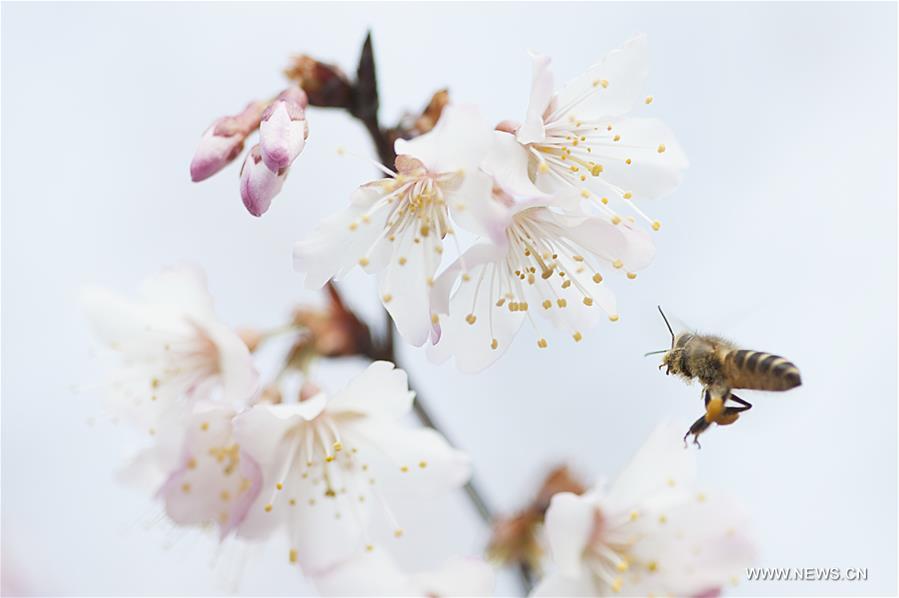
[2,2,896,596]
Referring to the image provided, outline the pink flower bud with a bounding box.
[259,88,309,171]
[239,144,287,217]
[190,101,265,182]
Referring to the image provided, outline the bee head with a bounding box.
[652,306,680,375]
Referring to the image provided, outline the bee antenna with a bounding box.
[657,306,675,348]
[643,349,667,357]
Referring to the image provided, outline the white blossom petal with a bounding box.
[545,492,597,578]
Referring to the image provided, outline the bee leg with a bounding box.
[704,387,729,424]
[728,393,753,411]
[684,415,710,449]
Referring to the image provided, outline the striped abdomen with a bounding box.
[723,349,802,391]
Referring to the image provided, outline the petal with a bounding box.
[341,420,471,495]
[312,549,416,596]
[232,404,313,476]
[395,104,493,173]
[293,184,391,289]
[445,169,506,242]
[557,212,656,272]
[193,319,259,406]
[427,245,526,373]
[378,220,439,347]
[606,421,698,510]
[583,117,688,201]
[240,146,287,217]
[137,265,215,318]
[544,492,596,578]
[413,556,496,596]
[326,361,414,419]
[260,101,306,171]
[517,52,554,144]
[481,131,548,200]
[531,571,595,597]
[189,123,244,182]
[550,34,649,123]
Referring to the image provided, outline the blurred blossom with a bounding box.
[429,187,654,372]
[484,34,688,233]
[290,283,374,360]
[80,265,258,435]
[233,361,471,572]
[157,402,263,538]
[240,143,288,217]
[260,87,309,171]
[293,105,498,346]
[533,423,756,596]
[190,101,266,182]
[312,548,495,597]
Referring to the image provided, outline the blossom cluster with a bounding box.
[83,33,764,598]
[81,266,482,593]
[292,35,688,372]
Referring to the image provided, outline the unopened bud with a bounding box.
[240,144,288,217]
[260,87,309,171]
[495,120,522,134]
[190,101,265,182]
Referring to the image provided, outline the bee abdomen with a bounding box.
[725,350,802,391]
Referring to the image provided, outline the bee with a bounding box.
[649,307,802,447]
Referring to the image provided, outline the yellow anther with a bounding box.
[394,529,404,538]
[400,466,409,473]
[629,510,639,521]
[573,255,585,262]
[465,313,477,325]
[580,174,587,181]
[591,164,603,176]
[557,298,567,308]
[625,158,632,165]
[490,338,498,350]
[348,222,358,231]
[611,215,622,225]
[181,483,191,493]
[562,280,572,289]
[418,461,428,469]
[289,498,297,506]
[616,559,630,572]
[657,143,666,153]
[542,300,552,310]
[289,549,298,564]
[220,490,231,502]
[397,257,407,266]
[573,331,583,342]
[600,79,609,88]
[200,422,209,431]
[613,134,621,142]
[581,189,590,198]
[612,259,623,269]
[333,442,343,452]
[537,338,548,349]
[382,293,393,303]
[325,455,334,463]
[264,504,273,512]
[647,561,658,572]
[626,272,637,280]
[462,273,471,282]
[667,478,677,487]
[431,313,439,324]
[609,314,620,322]
[611,578,622,592]
[697,492,707,502]
[622,191,632,199]
[645,95,654,104]
[366,544,374,552]
[601,197,609,204]
[538,161,549,173]
[659,514,668,524]
[358,257,369,266]
[592,79,601,87]
[187,458,197,470]
[593,273,603,283]
[276,482,283,490]
[652,220,662,231]
[496,297,506,307]
[583,297,594,306]
[520,302,529,311]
